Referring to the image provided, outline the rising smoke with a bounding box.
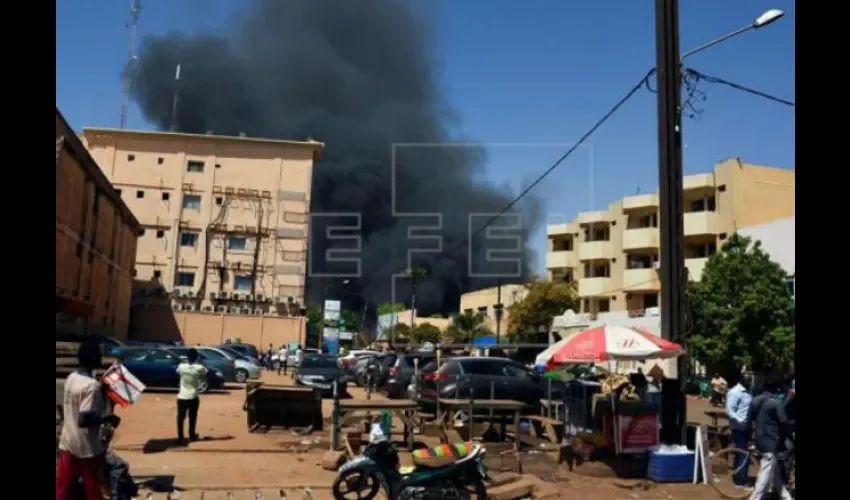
[131,0,543,315]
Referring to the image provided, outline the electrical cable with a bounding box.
[428,68,657,266]
[684,67,795,107]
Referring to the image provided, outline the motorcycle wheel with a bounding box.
[332,469,381,500]
[456,479,487,499]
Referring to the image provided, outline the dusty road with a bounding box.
[105,371,729,499]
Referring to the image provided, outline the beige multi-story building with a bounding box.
[546,159,794,315]
[83,128,323,314]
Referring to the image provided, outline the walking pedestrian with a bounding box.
[725,374,753,490]
[292,345,303,379]
[748,378,793,500]
[265,344,274,370]
[176,348,207,445]
[277,344,289,376]
[56,340,121,500]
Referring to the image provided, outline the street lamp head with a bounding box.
[753,9,784,28]
[341,279,350,285]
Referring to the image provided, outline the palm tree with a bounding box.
[444,310,490,343]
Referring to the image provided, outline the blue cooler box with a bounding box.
[647,450,695,483]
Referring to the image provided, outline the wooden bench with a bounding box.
[525,415,564,444]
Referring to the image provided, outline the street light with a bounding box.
[681,9,785,61]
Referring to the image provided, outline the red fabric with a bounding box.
[553,325,610,363]
[631,327,683,351]
[55,450,110,500]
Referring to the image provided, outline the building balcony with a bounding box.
[685,257,709,280]
[623,268,660,291]
[546,250,577,269]
[683,211,717,236]
[578,240,614,260]
[622,227,660,250]
[547,223,577,237]
[577,210,608,225]
[683,173,715,191]
[578,277,613,297]
[622,193,659,211]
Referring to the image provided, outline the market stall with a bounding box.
[537,324,684,457]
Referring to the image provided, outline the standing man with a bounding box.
[710,372,728,406]
[176,348,207,445]
[277,344,289,376]
[56,340,121,500]
[265,344,274,371]
[292,345,304,379]
[748,378,793,500]
[725,374,753,490]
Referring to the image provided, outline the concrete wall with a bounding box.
[131,309,306,348]
[56,110,141,339]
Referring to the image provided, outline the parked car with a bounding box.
[57,333,127,357]
[219,346,261,367]
[294,354,348,396]
[415,357,567,414]
[200,346,261,383]
[352,354,380,386]
[365,353,398,391]
[219,342,260,361]
[341,350,379,378]
[385,351,442,398]
[165,346,238,383]
[119,348,225,393]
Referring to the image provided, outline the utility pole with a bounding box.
[170,64,182,131]
[655,0,688,445]
[494,278,503,344]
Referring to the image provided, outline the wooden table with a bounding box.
[331,399,419,454]
[703,410,730,451]
[540,399,564,421]
[437,399,525,473]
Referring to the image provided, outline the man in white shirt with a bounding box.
[292,345,304,379]
[176,348,207,445]
[277,345,290,376]
[56,340,121,500]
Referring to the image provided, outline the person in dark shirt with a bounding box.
[747,378,793,500]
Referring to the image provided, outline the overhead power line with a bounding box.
[435,69,657,263]
[684,67,795,107]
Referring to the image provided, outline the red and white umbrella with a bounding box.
[548,324,684,364]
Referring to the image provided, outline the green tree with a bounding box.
[394,323,412,342]
[306,304,324,330]
[443,310,490,343]
[687,234,795,377]
[377,302,406,316]
[506,278,578,338]
[340,309,359,332]
[411,322,441,344]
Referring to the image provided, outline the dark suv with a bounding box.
[415,357,566,413]
[385,351,443,399]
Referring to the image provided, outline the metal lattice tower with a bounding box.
[119,0,141,129]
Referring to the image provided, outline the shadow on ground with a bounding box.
[134,475,180,493]
[142,435,235,454]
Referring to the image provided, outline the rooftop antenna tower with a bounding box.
[119,0,141,129]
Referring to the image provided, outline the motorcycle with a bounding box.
[332,424,489,500]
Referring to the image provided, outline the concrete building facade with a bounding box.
[459,284,528,334]
[82,128,323,316]
[56,109,141,339]
[546,159,794,316]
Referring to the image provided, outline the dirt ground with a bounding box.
[108,371,729,499]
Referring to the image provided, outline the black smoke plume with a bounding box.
[131,0,543,317]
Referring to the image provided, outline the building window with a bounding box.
[176,272,196,287]
[227,236,247,251]
[153,270,162,279]
[234,275,254,291]
[215,196,224,206]
[139,229,146,236]
[180,232,199,247]
[162,192,170,201]
[157,157,164,165]
[186,160,205,173]
[127,154,135,162]
[182,194,202,210]
[156,229,165,238]
[136,190,145,199]
[215,163,222,169]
